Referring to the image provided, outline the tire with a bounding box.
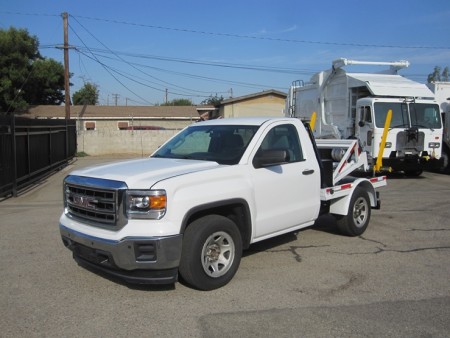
[335,187,371,237]
[179,215,242,291]
[438,147,450,174]
[404,169,423,177]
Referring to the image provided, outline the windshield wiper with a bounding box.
[390,123,409,129]
[411,124,434,132]
[151,154,188,160]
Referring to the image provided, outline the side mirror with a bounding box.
[253,149,288,168]
[358,121,365,127]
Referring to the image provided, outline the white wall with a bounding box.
[77,129,180,156]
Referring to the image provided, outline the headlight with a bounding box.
[428,142,440,149]
[126,190,167,219]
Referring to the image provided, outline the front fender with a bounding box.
[152,165,255,235]
[180,198,252,248]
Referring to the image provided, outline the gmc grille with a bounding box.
[64,176,127,228]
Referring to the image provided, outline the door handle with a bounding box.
[302,169,314,175]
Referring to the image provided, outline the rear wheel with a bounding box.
[179,215,242,290]
[335,187,371,236]
[404,169,423,177]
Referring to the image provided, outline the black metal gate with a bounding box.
[0,114,76,197]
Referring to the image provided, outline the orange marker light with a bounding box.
[150,195,167,209]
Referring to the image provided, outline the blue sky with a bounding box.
[1,0,449,105]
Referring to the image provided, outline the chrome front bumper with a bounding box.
[60,224,182,284]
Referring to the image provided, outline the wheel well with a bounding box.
[354,181,377,207]
[181,200,252,249]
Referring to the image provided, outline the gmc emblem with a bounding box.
[71,195,98,209]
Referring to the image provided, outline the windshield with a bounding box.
[152,124,259,165]
[409,103,441,129]
[374,102,441,129]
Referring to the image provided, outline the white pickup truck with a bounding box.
[60,117,386,290]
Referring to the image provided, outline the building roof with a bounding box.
[19,90,287,119]
[221,90,287,105]
[22,105,215,119]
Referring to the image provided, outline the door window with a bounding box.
[255,124,303,165]
[359,106,372,123]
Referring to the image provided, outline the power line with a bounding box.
[69,18,258,101]
[75,46,315,75]
[3,11,449,50]
[68,19,290,97]
[68,15,308,96]
[74,45,434,81]
[0,11,59,18]
[3,10,438,104]
[77,48,288,90]
[70,16,218,96]
[72,14,450,50]
[75,48,212,98]
[68,25,154,105]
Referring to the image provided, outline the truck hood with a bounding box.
[69,158,221,189]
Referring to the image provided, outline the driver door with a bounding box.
[250,123,320,240]
[357,105,374,154]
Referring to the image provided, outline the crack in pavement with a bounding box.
[248,233,450,262]
[408,228,450,232]
[353,235,450,255]
[335,246,450,256]
[359,235,387,248]
[322,272,366,298]
[269,245,330,262]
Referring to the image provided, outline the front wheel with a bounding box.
[179,215,242,290]
[438,146,450,174]
[335,187,371,237]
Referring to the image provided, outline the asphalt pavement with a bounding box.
[1,155,449,337]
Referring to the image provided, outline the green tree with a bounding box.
[0,27,66,112]
[201,94,224,106]
[24,58,65,105]
[442,67,449,82]
[72,82,99,105]
[161,98,193,106]
[427,66,449,83]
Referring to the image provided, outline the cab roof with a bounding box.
[194,117,295,127]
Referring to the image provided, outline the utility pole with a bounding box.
[62,12,70,119]
[165,88,168,104]
[112,94,119,106]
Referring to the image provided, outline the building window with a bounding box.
[85,122,96,130]
[118,121,129,130]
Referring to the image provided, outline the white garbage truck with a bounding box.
[287,58,443,176]
[427,81,450,173]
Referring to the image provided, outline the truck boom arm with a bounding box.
[332,58,410,73]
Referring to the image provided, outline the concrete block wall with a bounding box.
[76,118,197,156]
[77,129,180,156]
